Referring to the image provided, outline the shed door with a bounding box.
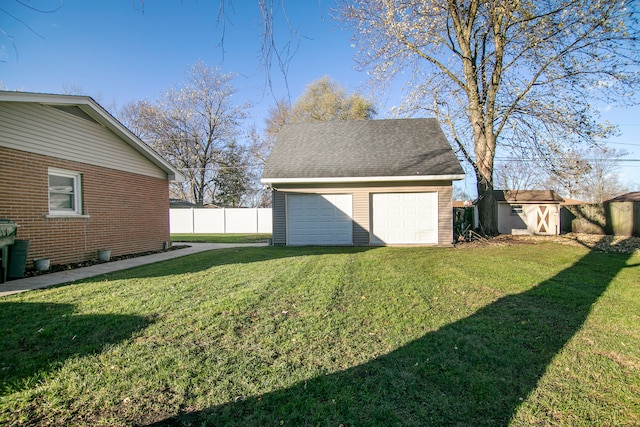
[287,194,353,245]
[371,192,438,244]
[534,204,558,235]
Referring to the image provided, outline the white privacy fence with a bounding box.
[170,208,272,234]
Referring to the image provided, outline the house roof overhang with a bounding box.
[0,91,184,182]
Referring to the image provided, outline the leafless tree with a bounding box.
[547,147,630,202]
[336,0,639,233]
[494,160,545,192]
[120,61,249,206]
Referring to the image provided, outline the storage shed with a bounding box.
[495,190,565,235]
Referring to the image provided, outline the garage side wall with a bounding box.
[272,190,287,245]
[0,146,170,265]
[271,181,454,246]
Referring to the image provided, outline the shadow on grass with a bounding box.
[148,239,635,426]
[0,302,153,395]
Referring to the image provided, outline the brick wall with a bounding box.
[0,146,170,265]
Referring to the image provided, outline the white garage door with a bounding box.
[371,192,438,244]
[287,194,353,245]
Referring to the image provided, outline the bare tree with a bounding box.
[336,0,639,233]
[0,0,63,63]
[547,147,630,202]
[494,160,545,191]
[120,61,249,206]
[582,148,630,203]
[543,149,593,199]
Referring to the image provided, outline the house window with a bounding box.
[49,169,82,215]
[511,205,523,215]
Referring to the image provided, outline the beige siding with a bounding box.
[352,191,370,245]
[498,202,561,235]
[437,186,454,244]
[0,102,166,179]
[273,181,455,246]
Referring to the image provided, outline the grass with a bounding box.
[171,233,271,244]
[0,242,638,426]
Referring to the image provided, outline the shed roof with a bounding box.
[0,91,184,181]
[494,190,565,203]
[261,118,465,184]
[606,191,640,202]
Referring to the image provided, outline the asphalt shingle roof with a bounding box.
[494,190,565,203]
[261,118,465,181]
[606,191,640,202]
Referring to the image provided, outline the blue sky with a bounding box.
[1,0,638,195]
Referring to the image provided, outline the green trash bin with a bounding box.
[8,240,30,279]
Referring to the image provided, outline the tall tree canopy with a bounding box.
[121,61,249,206]
[249,76,376,206]
[289,76,377,122]
[336,0,639,233]
[253,76,376,166]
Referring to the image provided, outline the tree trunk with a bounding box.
[476,172,498,235]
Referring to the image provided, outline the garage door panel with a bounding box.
[287,194,353,245]
[372,192,438,244]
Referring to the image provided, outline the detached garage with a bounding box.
[261,118,465,246]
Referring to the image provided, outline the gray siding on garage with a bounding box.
[272,190,287,245]
[271,181,454,246]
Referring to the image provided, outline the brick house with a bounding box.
[0,91,183,266]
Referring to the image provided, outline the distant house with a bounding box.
[0,91,183,266]
[261,118,465,246]
[170,198,197,209]
[495,190,564,235]
[606,191,640,203]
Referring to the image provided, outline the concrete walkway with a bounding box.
[0,243,267,297]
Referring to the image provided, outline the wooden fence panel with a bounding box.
[561,202,639,237]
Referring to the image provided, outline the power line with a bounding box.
[602,141,640,147]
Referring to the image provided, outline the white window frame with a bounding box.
[48,168,83,216]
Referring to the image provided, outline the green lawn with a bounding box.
[1,243,638,426]
[171,233,271,244]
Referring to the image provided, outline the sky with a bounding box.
[1,0,639,197]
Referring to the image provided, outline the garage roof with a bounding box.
[261,118,465,184]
